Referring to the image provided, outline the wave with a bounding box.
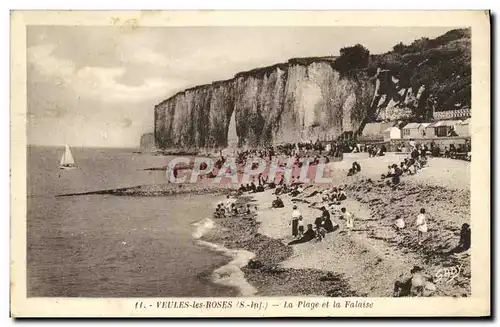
[192,217,257,296]
[197,240,257,296]
[191,217,215,239]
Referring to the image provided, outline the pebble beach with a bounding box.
[200,153,471,297]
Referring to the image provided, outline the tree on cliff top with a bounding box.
[333,44,370,74]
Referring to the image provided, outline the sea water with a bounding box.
[27,146,236,297]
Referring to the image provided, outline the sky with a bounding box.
[27,26,457,148]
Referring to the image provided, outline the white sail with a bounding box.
[60,145,75,166]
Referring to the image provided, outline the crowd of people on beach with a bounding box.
[366,144,387,157]
[207,140,469,298]
[268,183,353,244]
[232,140,344,163]
[213,195,253,219]
[381,146,429,185]
[195,141,339,181]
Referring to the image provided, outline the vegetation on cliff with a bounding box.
[369,28,471,112]
[331,28,470,127]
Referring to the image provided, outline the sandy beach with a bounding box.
[202,153,470,297]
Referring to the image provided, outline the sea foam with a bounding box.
[192,217,257,296]
[191,217,215,239]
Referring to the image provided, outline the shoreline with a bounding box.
[54,152,471,297]
[197,156,470,297]
[200,196,358,297]
[191,216,257,296]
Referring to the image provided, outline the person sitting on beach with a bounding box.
[314,207,335,240]
[290,185,304,197]
[213,204,222,218]
[274,184,286,195]
[230,203,239,216]
[385,165,393,177]
[326,192,335,203]
[333,187,341,200]
[288,224,316,245]
[449,223,471,254]
[225,195,233,209]
[394,215,405,230]
[394,165,403,177]
[282,184,290,194]
[323,203,340,231]
[408,164,417,175]
[320,206,331,220]
[321,196,330,207]
[238,184,247,192]
[410,266,436,297]
[419,156,427,167]
[458,223,471,252]
[255,184,265,193]
[314,217,327,241]
[388,165,396,177]
[322,188,333,202]
[391,172,401,185]
[353,161,361,172]
[415,208,428,245]
[249,182,257,193]
[315,216,333,240]
[272,196,285,209]
[400,162,408,174]
[218,206,226,218]
[337,188,347,201]
[394,266,435,297]
[245,204,252,215]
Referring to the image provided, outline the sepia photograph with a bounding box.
[11,10,490,317]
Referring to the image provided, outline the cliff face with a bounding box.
[154,29,470,150]
[155,61,379,149]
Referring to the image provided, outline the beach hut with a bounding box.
[401,123,422,139]
[381,127,401,142]
[426,120,462,138]
[455,118,471,137]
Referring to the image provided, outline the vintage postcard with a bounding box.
[11,10,490,317]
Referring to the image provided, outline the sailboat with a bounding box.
[59,145,77,170]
